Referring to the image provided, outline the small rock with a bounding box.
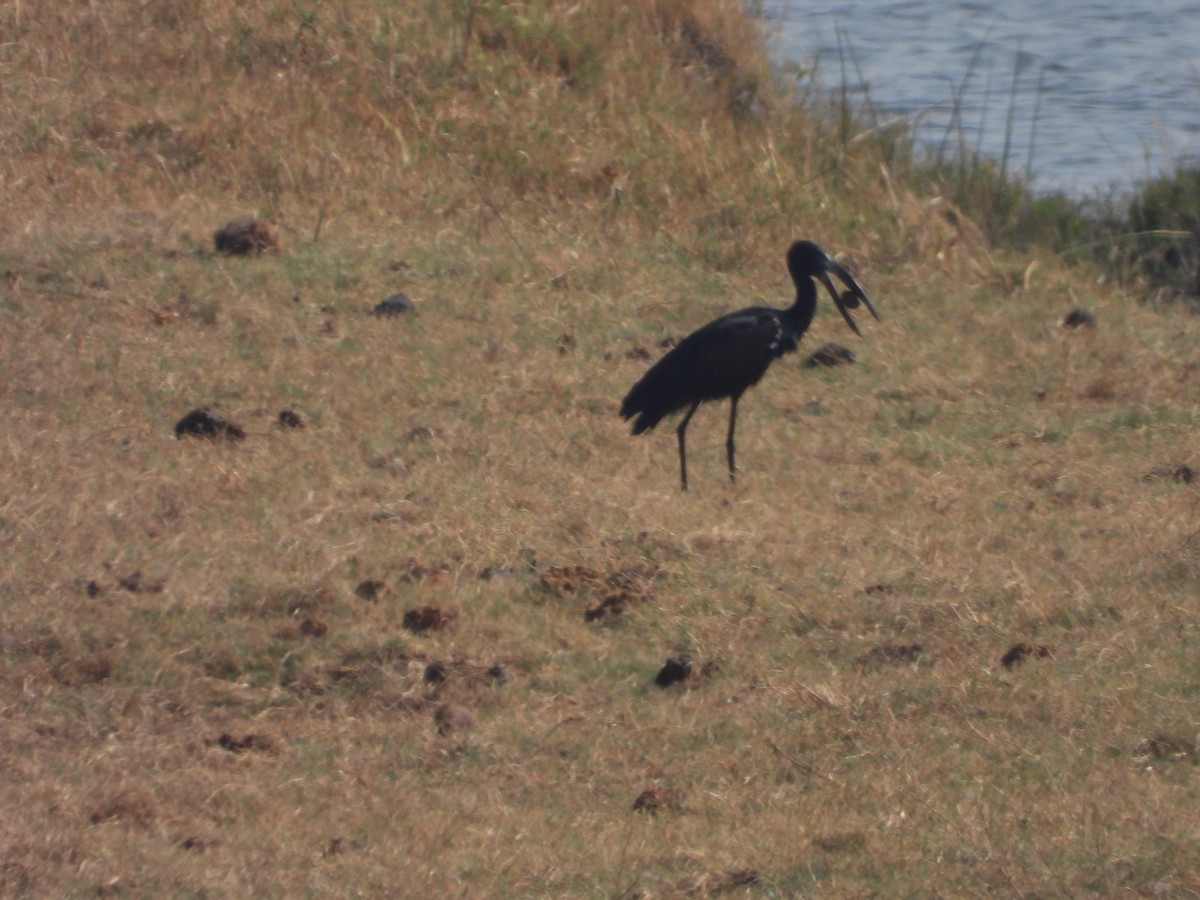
[373,292,415,316]
[486,664,511,686]
[213,217,280,256]
[1000,642,1053,669]
[354,579,388,602]
[433,703,477,736]
[277,409,305,429]
[805,342,855,367]
[654,654,693,687]
[423,661,449,684]
[1062,307,1096,328]
[175,408,245,441]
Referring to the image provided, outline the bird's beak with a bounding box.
[817,258,880,336]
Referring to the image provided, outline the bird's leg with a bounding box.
[676,403,699,491]
[725,395,740,483]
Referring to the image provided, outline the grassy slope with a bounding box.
[2,1,1200,895]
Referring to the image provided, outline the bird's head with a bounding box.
[786,240,880,336]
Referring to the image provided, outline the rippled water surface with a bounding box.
[762,1,1200,194]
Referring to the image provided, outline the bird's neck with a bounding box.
[784,280,817,333]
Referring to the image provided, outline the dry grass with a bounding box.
[2,1,1200,896]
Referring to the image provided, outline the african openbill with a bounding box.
[620,240,878,490]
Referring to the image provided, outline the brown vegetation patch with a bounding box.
[584,592,633,622]
[0,630,64,658]
[805,342,856,367]
[354,579,389,601]
[1133,735,1197,761]
[298,615,328,638]
[403,605,459,633]
[213,217,280,255]
[633,786,684,815]
[1081,377,1118,401]
[573,564,661,621]
[64,652,115,685]
[684,868,760,895]
[398,560,452,584]
[539,563,660,602]
[88,786,157,828]
[813,831,868,853]
[1000,643,1053,669]
[859,643,923,671]
[117,570,165,593]
[625,345,654,361]
[294,642,412,695]
[1143,463,1196,484]
[433,703,477,736]
[538,564,603,596]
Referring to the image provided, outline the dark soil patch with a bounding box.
[212,732,285,755]
[299,616,328,638]
[354,579,389,601]
[277,409,305,429]
[372,292,415,315]
[118,571,165,593]
[1001,642,1053,669]
[654,654,693,687]
[403,605,459,633]
[1062,307,1097,328]
[213,217,280,255]
[174,408,245,441]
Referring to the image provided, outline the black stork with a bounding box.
[620,240,879,490]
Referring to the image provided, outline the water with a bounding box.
[761,0,1200,195]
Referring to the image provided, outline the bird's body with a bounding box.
[622,304,805,435]
[620,240,878,490]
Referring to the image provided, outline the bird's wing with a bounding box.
[621,308,786,431]
[681,308,786,370]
